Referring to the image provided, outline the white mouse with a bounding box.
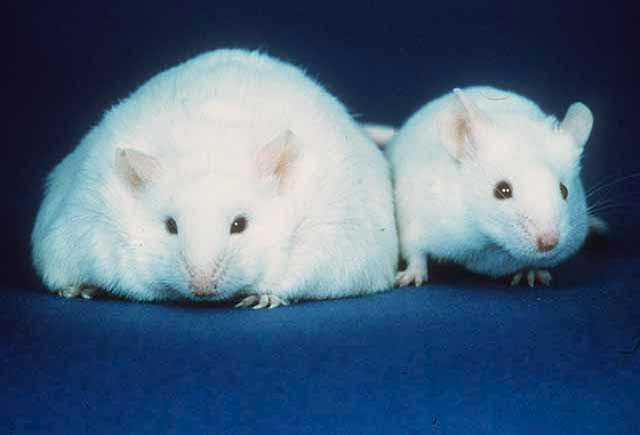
[31,49,398,308]
[384,86,601,287]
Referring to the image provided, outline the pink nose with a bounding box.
[191,284,216,297]
[191,289,211,297]
[536,233,559,252]
[189,275,217,297]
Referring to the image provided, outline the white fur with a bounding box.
[32,49,398,303]
[386,86,593,278]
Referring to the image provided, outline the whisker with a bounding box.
[586,172,640,199]
[587,203,637,215]
[587,199,617,212]
[586,174,621,196]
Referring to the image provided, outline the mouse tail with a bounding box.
[361,123,396,148]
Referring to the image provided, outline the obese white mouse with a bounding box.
[385,86,599,287]
[31,49,398,308]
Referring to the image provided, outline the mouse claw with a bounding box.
[235,295,259,308]
[57,285,99,299]
[510,272,523,286]
[268,296,289,309]
[80,287,99,299]
[395,267,428,288]
[527,270,536,288]
[510,270,552,287]
[236,294,289,310]
[253,295,270,309]
[58,286,81,298]
[535,270,552,286]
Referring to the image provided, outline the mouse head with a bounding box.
[114,130,300,301]
[438,88,593,262]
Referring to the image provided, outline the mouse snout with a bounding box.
[188,269,218,297]
[536,232,559,253]
[190,284,216,297]
[522,215,560,254]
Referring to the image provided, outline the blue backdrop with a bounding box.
[2,1,638,434]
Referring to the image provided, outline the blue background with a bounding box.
[2,1,639,434]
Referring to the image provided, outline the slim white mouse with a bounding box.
[384,86,601,287]
[31,49,398,308]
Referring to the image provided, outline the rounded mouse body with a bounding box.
[32,49,398,306]
[386,86,594,286]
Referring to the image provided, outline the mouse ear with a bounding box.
[114,148,161,191]
[256,129,300,193]
[438,88,490,161]
[559,102,593,149]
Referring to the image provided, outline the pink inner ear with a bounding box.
[452,116,473,159]
[273,144,297,180]
[116,151,143,190]
[438,90,494,162]
[257,130,300,191]
[115,148,161,191]
[438,107,478,162]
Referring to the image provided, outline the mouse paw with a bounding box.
[235,294,289,309]
[395,266,428,288]
[510,270,552,287]
[56,285,100,299]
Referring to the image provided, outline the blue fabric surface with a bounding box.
[3,251,638,434]
[3,2,639,434]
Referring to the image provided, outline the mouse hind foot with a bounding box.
[57,285,100,300]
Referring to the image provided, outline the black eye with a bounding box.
[165,217,178,235]
[230,216,248,234]
[560,183,568,200]
[494,180,513,200]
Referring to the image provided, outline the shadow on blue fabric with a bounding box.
[2,1,638,434]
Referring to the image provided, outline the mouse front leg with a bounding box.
[510,269,552,287]
[395,253,428,287]
[235,294,290,309]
